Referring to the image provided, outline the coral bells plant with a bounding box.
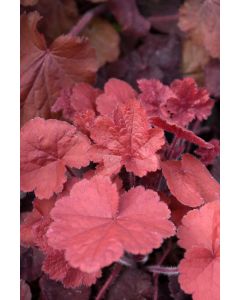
[20,76,220,299]
[20,2,220,299]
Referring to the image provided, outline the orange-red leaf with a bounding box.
[20,12,98,125]
[96,78,137,118]
[91,100,165,177]
[150,117,213,149]
[177,201,220,300]
[161,154,219,207]
[47,176,175,273]
[52,82,101,121]
[42,250,101,288]
[139,78,213,127]
[20,118,91,199]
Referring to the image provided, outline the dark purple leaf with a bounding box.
[107,269,153,300]
[39,274,91,300]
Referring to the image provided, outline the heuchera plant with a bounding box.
[20,9,220,300]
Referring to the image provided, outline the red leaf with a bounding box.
[150,117,213,149]
[96,78,137,118]
[73,109,96,136]
[52,83,101,121]
[177,201,220,300]
[138,78,176,118]
[194,138,220,165]
[139,78,213,127]
[161,154,220,207]
[47,176,175,273]
[20,12,98,125]
[42,250,101,288]
[20,118,91,199]
[168,78,214,126]
[91,100,165,177]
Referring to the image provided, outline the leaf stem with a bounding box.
[95,263,122,300]
[153,240,172,300]
[149,13,179,23]
[68,4,106,36]
[147,265,179,275]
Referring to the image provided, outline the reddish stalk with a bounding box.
[153,240,172,300]
[66,166,76,177]
[128,172,136,188]
[95,263,122,300]
[68,4,106,36]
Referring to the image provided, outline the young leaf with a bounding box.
[177,201,220,300]
[139,78,213,127]
[161,154,220,207]
[91,99,165,177]
[47,176,175,273]
[21,12,98,125]
[96,78,137,118]
[138,78,176,117]
[20,118,91,199]
[168,78,214,126]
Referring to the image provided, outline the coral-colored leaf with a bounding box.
[47,176,175,273]
[177,201,220,300]
[42,250,101,288]
[150,117,213,149]
[139,78,213,126]
[52,82,101,121]
[178,0,220,58]
[96,78,137,118]
[83,17,120,68]
[161,154,220,207]
[138,78,176,117]
[20,118,91,199]
[20,12,97,125]
[91,100,165,177]
[73,109,96,136]
[168,78,213,126]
